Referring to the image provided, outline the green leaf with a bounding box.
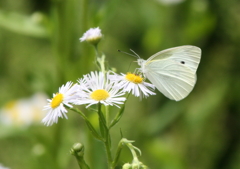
[109,103,126,129]
[0,10,49,38]
[69,107,103,141]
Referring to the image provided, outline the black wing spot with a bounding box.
[180,61,185,64]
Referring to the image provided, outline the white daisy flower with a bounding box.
[79,27,102,45]
[75,71,126,108]
[0,93,48,127]
[109,72,156,98]
[42,82,79,126]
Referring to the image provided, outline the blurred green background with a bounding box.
[1,0,240,168]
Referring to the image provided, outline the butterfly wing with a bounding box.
[143,45,201,101]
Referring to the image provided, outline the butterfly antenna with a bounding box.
[129,49,141,59]
[118,49,137,58]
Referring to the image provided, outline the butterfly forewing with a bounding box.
[147,45,201,73]
[143,45,201,101]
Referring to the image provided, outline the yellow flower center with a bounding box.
[125,73,143,84]
[90,89,110,101]
[51,93,64,108]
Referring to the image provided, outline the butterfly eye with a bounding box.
[180,61,185,64]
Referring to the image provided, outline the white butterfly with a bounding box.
[137,45,201,101]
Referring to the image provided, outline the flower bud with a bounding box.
[122,163,132,169]
[80,27,102,46]
[132,162,140,169]
[70,143,84,157]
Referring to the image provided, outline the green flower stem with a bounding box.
[96,54,106,74]
[111,139,124,169]
[69,107,104,142]
[93,44,105,75]
[105,105,110,127]
[93,45,101,71]
[97,103,113,169]
[97,103,107,137]
[75,156,90,169]
[104,133,113,169]
[94,45,100,58]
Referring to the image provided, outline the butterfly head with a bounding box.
[137,58,146,68]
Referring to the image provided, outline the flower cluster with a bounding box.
[42,71,155,126]
[42,27,152,169]
[42,27,156,127]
